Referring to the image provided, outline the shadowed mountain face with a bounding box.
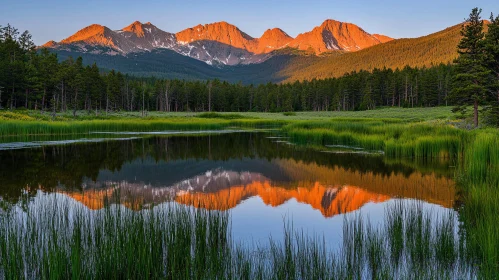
[0,133,456,218]
[42,20,391,66]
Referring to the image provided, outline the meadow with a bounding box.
[0,107,456,137]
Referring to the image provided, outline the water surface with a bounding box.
[0,132,457,245]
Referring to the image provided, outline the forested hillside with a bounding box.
[277,24,463,82]
[55,48,228,81]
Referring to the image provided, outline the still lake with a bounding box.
[0,131,457,248]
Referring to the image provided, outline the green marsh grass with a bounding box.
[0,194,475,279]
[283,119,465,159]
[196,112,257,120]
[0,108,454,137]
[458,129,499,279]
[0,118,285,137]
[278,116,499,277]
[0,107,456,121]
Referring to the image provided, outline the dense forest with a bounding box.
[0,11,498,124]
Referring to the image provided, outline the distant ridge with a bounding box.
[43,19,392,66]
[277,23,463,82]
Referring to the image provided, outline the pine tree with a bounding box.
[37,49,59,110]
[18,30,35,52]
[450,8,491,127]
[70,57,85,116]
[360,78,375,110]
[484,13,499,125]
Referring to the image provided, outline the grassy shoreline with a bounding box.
[0,117,284,137]
[0,107,462,138]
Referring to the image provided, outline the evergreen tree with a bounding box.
[450,8,490,127]
[360,76,375,110]
[484,14,499,125]
[18,30,35,52]
[36,49,59,110]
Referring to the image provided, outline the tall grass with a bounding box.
[0,108,454,137]
[196,112,257,120]
[0,194,474,279]
[458,129,499,279]
[0,118,284,137]
[0,196,233,279]
[283,119,465,159]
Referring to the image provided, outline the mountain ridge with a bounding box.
[49,22,462,84]
[43,20,466,84]
[43,19,392,66]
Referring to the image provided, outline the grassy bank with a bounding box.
[0,107,455,137]
[0,114,284,137]
[282,119,466,159]
[0,107,457,121]
[0,195,473,279]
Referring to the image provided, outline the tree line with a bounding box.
[0,9,498,126]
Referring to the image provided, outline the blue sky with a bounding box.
[2,0,498,45]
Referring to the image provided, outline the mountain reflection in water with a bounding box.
[0,133,456,218]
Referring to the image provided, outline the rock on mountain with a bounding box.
[118,21,177,50]
[42,20,392,65]
[288,20,393,54]
[176,21,257,51]
[256,28,293,53]
[372,34,394,43]
[44,24,137,55]
[174,22,290,65]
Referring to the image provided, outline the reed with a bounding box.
[283,119,465,159]
[463,130,499,186]
[454,129,499,278]
[0,194,474,279]
[0,118,284,137]
[196,112,257,119]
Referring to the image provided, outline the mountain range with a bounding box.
[43,19,392,66]
[42,19,462,84]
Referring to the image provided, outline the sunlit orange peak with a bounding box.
[122,21,146,37]
[42,40,57,48]
[60,24,110,44]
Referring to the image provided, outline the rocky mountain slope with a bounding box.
[288,20,392,53]
[43,20,391,65]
